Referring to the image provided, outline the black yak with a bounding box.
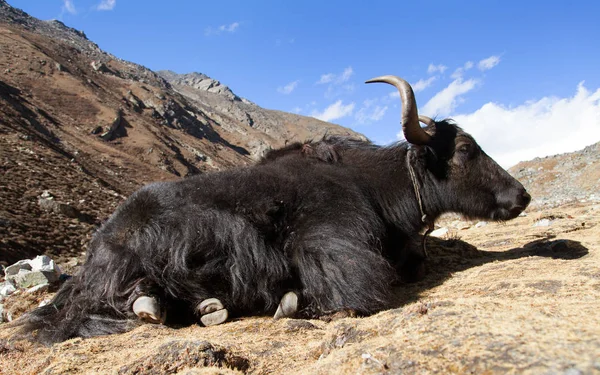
[14,75,530,344]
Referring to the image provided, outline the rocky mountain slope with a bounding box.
[0,1,359,265]
[510,141,600,209]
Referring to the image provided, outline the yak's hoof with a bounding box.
[274,291,298,319]
[197,298,229,326]
[133,296,165,324]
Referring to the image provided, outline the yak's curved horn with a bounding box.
[366,75,431,145]
[418,115,435,127]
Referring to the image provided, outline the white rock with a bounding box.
[430,227,449,237]
[12,270,57,288]
[0,304,4,323]
[533,219,552,227]
[475,221,488,228]
[0,281,16,297]
[30,255,61,274]
[40,190,54,199]
[4,260,32,277]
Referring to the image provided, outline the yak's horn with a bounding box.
[366,75,431,145]
[418,115,435,127]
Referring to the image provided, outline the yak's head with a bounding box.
[367,75,531,221]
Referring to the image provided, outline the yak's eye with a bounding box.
[457,144,471,154]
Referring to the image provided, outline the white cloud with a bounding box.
[478,55,501,71]
[317,67,355,99]
[312,100,355,122]
[292,107,302,114]
[412,76,437,92]
[340,67,354,82]
[454,82,600,167]
[451,61,474,79]
[317,73,335,84]
[62,0,76,14]
[428,63,448,75]
[355,98,388,124]
[316,66,354,85]
[388,77,437,99]
[205,22,240,36]
[220,22,239,32]
[277,80,300,95]
[421,78,479,117]
[96,0,116,10]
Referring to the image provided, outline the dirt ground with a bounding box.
[1,202,599,375]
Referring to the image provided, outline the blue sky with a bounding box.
[7,0,600,166]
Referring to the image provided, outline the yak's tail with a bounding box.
[13,277,139,345]
[11,233,150,344]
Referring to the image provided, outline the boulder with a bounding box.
[11,270,56,288]
[38,193,81,218]
[0,280,16,297]
[29,255,61,274]
[4,259,32,277]
[5,255,61,289]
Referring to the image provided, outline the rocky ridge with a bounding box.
[510,141,600,209]
[158,70,248,103]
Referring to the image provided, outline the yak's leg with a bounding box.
[196,298,229,326]
[133,296,165,323]
[273,291,299,319]
[130,279,166,324]
[292,227,396,319]
[399,239,427,283]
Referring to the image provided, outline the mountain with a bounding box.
[509,141,600,209]
[0,1,360,264]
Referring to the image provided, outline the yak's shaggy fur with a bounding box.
[17,119,530,345]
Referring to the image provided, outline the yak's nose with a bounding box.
[519,190,531,208]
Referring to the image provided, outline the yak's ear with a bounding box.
[424,146,439,168]
[413,144,437,164]
[421,145,451,179]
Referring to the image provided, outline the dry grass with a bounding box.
[1,203,599,374]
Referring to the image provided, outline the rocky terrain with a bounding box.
[1,1,600,374]
[510,142,600,209]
